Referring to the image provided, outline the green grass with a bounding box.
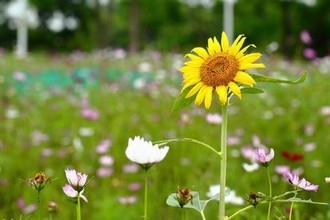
[0,52,329,219]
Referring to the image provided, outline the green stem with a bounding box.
[289,202,294,220]
[154,138,221,157]
[144,171,148,220]
[200,212,206,220]
[181,208,185,220]
[288,191,297,220]
[266,168,272,220]
[219,103,228,220]
[227,205,254,219]
[77,195,81,220]
[37,192,41,220]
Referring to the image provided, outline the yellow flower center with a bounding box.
[200,54,239,87]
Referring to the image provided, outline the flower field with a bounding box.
[0,51,330,219]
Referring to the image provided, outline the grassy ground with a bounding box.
[0,52,329,219]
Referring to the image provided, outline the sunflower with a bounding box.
[180,32,265,109]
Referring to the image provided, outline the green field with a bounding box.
[0,52,329,219]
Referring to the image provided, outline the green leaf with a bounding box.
[240,87,264,94]
[171,86,196,112]
[166,191,217,213]
[250,72,307,84]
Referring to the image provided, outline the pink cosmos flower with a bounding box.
[63,184,88,202]
[283,171,318,191]
[65,169,88,188]
[255,148,275,167]
[63,169,88,202]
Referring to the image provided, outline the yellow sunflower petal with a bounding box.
[221,32,230,52]
[180,66,200,74]
[185,53,205,62]
[229,36,246,55]
[228,82,241,99]
[239,53,262,64]
[236,44,256,59]
[213,37,221,53]
[204,87,213,109]
[185,82,204,98]
[191,47,209,59]
[216,86,228,105]
[181,79,201,92]
[184,60,204,68]
[234,71,256,86]
[207,38,216,55]
[195,86,208,105]
[240,62,266,70]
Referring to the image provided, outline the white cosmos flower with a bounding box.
[125,136,169,167]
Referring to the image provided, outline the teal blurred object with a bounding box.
[36,70,73,89]
[71,68,100,88]
[128,71,155,86]
[107,68,124,81]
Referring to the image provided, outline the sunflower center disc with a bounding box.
[200,54,239,87]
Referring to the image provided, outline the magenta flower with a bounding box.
[63,169,88,202]
[284,171,318,191]
[81,108,99,120]
[255,148,274,167]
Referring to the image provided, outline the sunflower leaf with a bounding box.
[241,87,264,94]
[172,86,196,112]
[250,72,307,84]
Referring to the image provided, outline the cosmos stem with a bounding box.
[267,168,272,220]
[77,195,81,220]
[144,170,149,220]
[219,103,228,220]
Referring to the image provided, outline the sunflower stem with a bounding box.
[219,103,228,220]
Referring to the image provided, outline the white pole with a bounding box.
[16,21,28,58]
[223,0,236,43]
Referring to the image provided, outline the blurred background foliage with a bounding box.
[0,0,329,59]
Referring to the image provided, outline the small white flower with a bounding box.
[206,184,244,205]
[325,177,330,183]
[125,136,169,168]
[242,162,259,172]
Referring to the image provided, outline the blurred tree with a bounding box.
[0,0,328,58]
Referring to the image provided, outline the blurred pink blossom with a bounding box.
[122,163,139,173]
[96,139,112,154]
[13,71,26,81]
[206,113,222,124]
[275,165,290,175]
[81,108,99,120]
[96,167,113,178]
[118,195,137,204]
[99,155,114,166]
[303,48,317,60]
[300,30,313,45]
[128,182,141,191]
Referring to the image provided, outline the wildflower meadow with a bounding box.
[1,37,330,219]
